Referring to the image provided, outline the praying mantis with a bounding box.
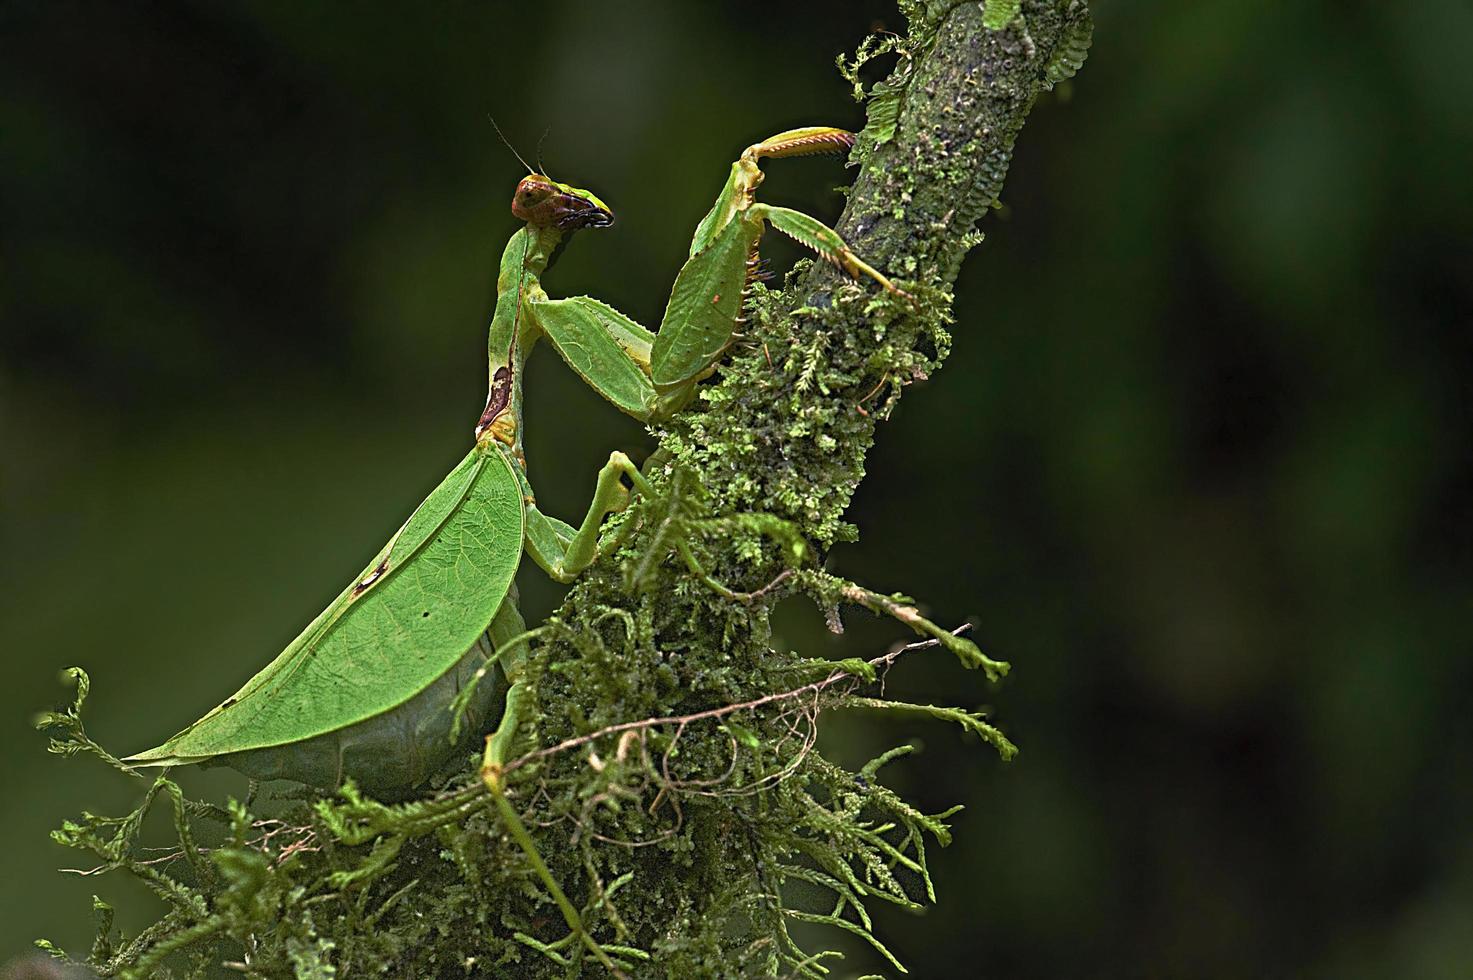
[125,126,902,796]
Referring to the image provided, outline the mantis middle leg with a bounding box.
[482,449,653,772]
[520,449,653,584]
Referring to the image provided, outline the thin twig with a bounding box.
[501,627,967,777]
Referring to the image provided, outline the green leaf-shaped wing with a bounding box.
[126,444,524,765]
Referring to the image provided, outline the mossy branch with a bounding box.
[36,3,1090,976]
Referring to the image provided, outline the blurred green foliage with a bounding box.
[2,0,1469,976]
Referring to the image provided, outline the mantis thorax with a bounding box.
[477,220,594,453]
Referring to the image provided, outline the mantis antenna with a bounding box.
[535,125,553,178]
[488,114,537,176]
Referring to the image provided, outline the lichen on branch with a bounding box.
[36,3,1090,976]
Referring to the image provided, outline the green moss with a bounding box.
[35,3,1090,976]
[983,0,1023,32]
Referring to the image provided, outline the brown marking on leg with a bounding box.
[475,366,514,439]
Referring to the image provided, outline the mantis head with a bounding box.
[512,176,613,231]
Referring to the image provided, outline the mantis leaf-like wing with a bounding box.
[126,444,524,773]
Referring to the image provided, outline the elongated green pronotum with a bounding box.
[126,127,901,795]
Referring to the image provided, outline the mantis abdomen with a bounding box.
[213,601,523,796]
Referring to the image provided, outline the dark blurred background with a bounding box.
[3,1,1470,976]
